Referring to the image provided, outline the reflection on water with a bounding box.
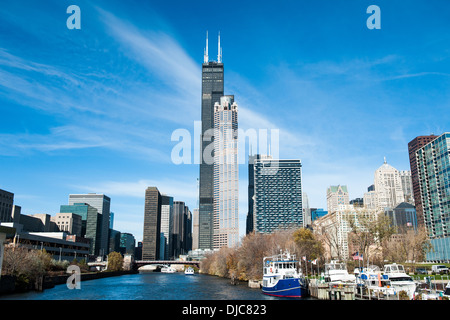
[1,272,313,300]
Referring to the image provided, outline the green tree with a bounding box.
[293,228,324,261]
[107,252,123,271]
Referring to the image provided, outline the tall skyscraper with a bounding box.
[399,170,414,205]
[192,208,199,250]
[213,95,239,248]
[246,155,259,234]
[253,158,303,234]
[326,185,349,213]
[416,132,450,261]
[247,154,272,234]
[69,194,111,257]
[199,32,224,250]
[373,159,404,211]
[408,134,438,226]
[142,187,161,260]
[172,201,192,258]
[160,195,173,260]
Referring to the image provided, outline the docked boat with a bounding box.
[324,260,356,285]
[262,250,309,298]
[185,266,195,275]
[355,265,395,298]
[161,265,176,273]
[442,282,450,298]
[382,263,416,299]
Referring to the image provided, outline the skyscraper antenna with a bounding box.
[217,31,222,63]
[204,31,209,63]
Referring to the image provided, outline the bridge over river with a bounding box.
[134,260,201,269]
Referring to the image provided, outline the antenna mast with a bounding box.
[217,31,222,63]
[204,31,209,63]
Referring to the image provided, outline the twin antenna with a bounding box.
[204,31,222,63]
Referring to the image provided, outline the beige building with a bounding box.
[51,212,82,236]
[213,96,239,249]
[313,205,378,261]
[373,158,405,210]
[326,185,349,213]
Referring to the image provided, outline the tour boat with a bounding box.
[262,250,309,298]
[382,263,416,299]
[161,265,176,273]
[185,267,195,275]
[324,260,356,285]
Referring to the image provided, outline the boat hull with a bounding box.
[262,278,309,298]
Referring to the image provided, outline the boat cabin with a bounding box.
[383,263,405,274]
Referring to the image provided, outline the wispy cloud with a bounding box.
[72,178,197,203]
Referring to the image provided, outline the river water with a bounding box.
[1,272,314,300]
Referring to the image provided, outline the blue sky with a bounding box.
[1,0,449,242]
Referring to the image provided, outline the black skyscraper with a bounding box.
[198,32,224,250]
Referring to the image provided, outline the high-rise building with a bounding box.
[408,134,438,226]
[120,233,136,255]
[69,194,111,257]
[302,193,311,227]
[172,201,192,258]
[253,159,303,233]
[247,155,271,234]
[416,132,450,261]
[198,32,224,250]
[60,202,101,255]
[373,159,404,211]
[192,208,199,250]
[213,95,239,248]
[142,187,161,260]
[184,207,193,253]
[326,185,349,213]
[399,170,414,205]
[312,205,378,260]
[160,195,173,260]
[0,189,14,223]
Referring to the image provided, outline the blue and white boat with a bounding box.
[262,250,309,298]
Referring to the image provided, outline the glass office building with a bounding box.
[408,135,438,226]
[69,194,111,257]
[60,202,101,255]
[160,195,173,260]
[213,95,239,248]
[416,132,450,262]
[253,159,303,234]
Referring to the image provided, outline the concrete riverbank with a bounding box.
[0,270,137,296]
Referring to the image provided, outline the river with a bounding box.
[0,272,315,300]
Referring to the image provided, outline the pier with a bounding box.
[308,277,449,300]
[308,279,355,300]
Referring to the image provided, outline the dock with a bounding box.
[308,279,355,300]
[308,278,449,300]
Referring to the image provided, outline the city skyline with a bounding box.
[1,1,450,242]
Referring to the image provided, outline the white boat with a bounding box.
[355,265,395,298]
[185,267,195,275]
[324,260,356,285]
[161,265,176,273]
[262,250,309,298]
[443,282,450,298]
[382,263,416,299]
